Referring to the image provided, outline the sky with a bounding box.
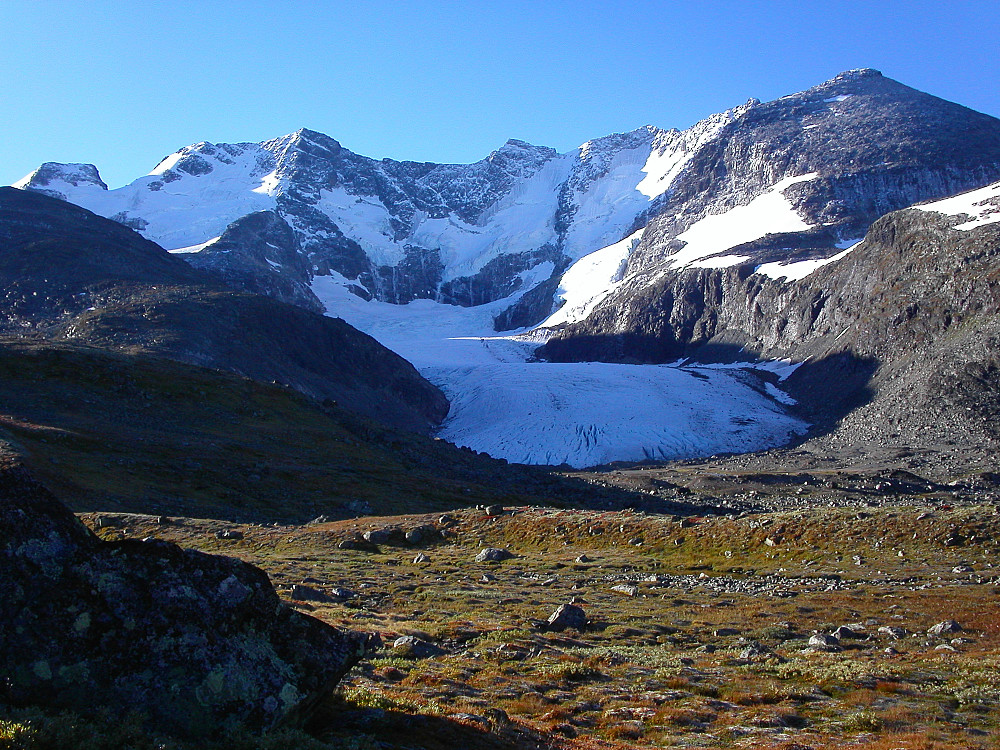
[3,0,999,189]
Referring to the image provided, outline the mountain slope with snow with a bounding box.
[12,70,1000,469]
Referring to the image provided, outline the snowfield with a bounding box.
[313,276,808,468]
[915,181,1000,231]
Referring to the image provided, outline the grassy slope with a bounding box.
[0,340,638,522]
[46,503,1000,750]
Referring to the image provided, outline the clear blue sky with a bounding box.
[3,0,998,188]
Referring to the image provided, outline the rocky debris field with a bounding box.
[61,487,1000,750]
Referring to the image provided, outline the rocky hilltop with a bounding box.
[0,187,448,433]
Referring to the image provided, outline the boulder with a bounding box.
[807,633,842,651]
[362,528,393,544]
[290,584,329,602]
[0,464,372,737]
[611,584,639,597]
[545,603,587,632]
[475,547,514,562]
[392,635,445,659]
[928,620,962,636]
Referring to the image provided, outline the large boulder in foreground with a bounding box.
[0,464,372,736]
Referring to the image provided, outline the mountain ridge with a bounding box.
[15,70,1000,339]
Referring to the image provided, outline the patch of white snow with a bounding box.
[169,236,221,254]
[542,229,644,328]
[754,241,860,281]
[669,173,818,268]
[913,181,1000,231]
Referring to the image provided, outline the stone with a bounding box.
[404,528,423,544]
[392,635,445,659]
[0,464,373,737]
[290,584,329,602]
[611,584,639,597]
[214,529,243,540]
[927,620,962,636]
[363,528,392,544]
[878,626,908,639]
[475,547,514,562]
[575,553,591,563]
[413,552,431,563]
[714,628,741,637]
[545,603,587,632]
[807,633,842,651]
[833,625,863,639]
[739,642,776,661]
[484,504,505,516]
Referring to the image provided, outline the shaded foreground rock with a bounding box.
[0,464,372,737]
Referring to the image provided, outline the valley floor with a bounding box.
[72,485,1000,750]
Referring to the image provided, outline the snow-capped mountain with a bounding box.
[13,69,1000,468]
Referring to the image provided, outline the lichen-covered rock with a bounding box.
[0,464,373,737]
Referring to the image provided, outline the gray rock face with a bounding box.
[0,464,372,737]
[186,210,323,312]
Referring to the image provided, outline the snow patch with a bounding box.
[253,170,281,196]
[169,236,220,254]
[668,173,818,268]
[542,229,644,328]
[765,381,797,405]
[149,152,183,175]
[914,181,1000,231]
[754,242,860,281]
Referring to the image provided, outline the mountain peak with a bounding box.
[832,67,883,81]
[292,128,342,150]
[13,162,107,198]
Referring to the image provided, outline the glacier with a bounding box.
[312,275,808,468]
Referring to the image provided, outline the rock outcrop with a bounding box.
[0,463,372,736]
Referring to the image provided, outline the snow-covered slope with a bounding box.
[312,274,807,468]
[914,180,1000,230]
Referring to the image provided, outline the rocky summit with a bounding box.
[15,70,1000,336]
[0,462,373,737]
